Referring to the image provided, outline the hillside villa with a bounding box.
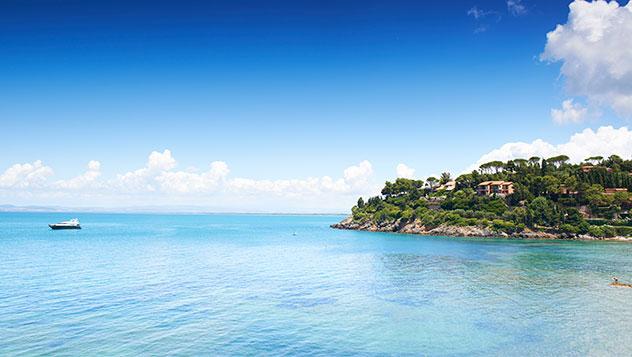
[581,165,614,173]
[477,181,514,196]
[436,180,456,192]
[559,185,579,196]
[605,188,628,195]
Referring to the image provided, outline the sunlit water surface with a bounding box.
[1,213,632,355]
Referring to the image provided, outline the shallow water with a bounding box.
[1,212,632,355]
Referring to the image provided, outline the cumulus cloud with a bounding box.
[542,0,632,117]
[88,160,100,171]
[114,149,175,192]
[551,99,588,124]
[156,161,229,193]
[228,177,319,195]
[147,149,176,171]
[109,151,374,198]
[0,160,53,189]
[342,160,373,187]
[55,160,101,190]
[507,0,527,16]
[226,160,374,197]
[469,126,632,171]
[0,149,377,212]
[396,163,416,179]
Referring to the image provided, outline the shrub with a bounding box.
[559,224,579,234]
[444,212,466,226]
[615,226,632,237]
[602,225,617,238]
[374,210,389,223]
[611,219,632,227]
[401,208,414,221]
[492,219,517,233]
[528,197,559,227]
[588,226,605,238]
[480,198,509,216]
[577,221,591,234]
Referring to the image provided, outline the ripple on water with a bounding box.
[2,213,632,355]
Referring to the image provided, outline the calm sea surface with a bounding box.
[1,212,632,356]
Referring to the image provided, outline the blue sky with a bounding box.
[1,0,631,211]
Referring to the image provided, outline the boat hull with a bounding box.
[49,224,81,230]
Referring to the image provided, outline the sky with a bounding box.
[2,0,632,212]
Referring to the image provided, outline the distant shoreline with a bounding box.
[0,205,347,216]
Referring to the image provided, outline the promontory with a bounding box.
[332,155,632,241]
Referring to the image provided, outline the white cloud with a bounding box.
[114,149,175,192]
[156,161,229,193]
[0,160,53,189]
[468,6,495,20]
[228,177,321,196]
[87,160,101,171]
[396,163,416,179]
[551,99,588,124]
[111,151,373,198]
[0,151,377,212]
[55,160,101,190]
[507,0,527,16]
[469,126,632,172]
[467,6,501,33]
[147,149,176,171]
[115,167,155,192]
[226,160,374,197]
[343,160,373,187]
[541,0,632,117]
[6,125,632,212]
[473,25,488,34]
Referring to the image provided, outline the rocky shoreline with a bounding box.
[331,216,632,242]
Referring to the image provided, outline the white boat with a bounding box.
[49,218,81,230]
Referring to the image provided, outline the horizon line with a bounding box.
[0,204,348,216]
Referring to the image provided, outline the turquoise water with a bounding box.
[1,213,632,355]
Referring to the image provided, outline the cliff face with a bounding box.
[331,216,629,241]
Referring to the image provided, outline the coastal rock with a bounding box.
[426,224,495,238]
[399,220,426,234]
[331,216,381,232]
[331,216,631,241]
[331,216,632,241]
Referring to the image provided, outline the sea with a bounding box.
[1,212,632,356]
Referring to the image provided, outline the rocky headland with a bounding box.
[331,215,632,241]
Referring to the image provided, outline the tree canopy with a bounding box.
[349,154,632,238]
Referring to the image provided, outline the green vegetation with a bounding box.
[350,155,632,238]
